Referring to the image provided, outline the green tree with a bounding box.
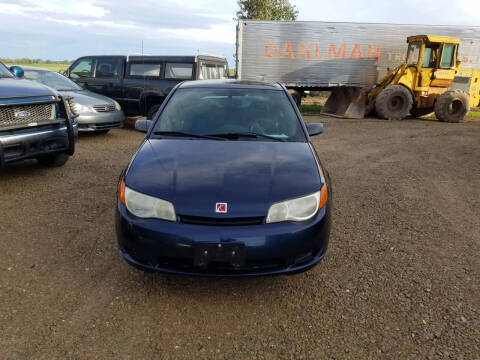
[236,0,298,21]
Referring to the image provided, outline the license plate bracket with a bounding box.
[194,242,245,268]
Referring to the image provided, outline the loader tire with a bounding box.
[434,90,470,123]
[411,107,433,118]
[375,85,413,120]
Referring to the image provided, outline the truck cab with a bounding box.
[0,62,77,167]
[65,55,229,119]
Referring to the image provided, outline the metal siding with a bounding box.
[237,21,480,87]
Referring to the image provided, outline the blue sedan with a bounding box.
[116,80,331,276]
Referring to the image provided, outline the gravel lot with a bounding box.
[1,116,479,359]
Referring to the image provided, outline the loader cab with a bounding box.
[406,35,460,89]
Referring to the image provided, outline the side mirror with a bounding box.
[135,119,153,133]
[10,65,24,78]
[306,122,323,136]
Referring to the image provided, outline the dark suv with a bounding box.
[0,62,76,167]
[65,55,229,119]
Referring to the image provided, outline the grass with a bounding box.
[12,63,70,72]
[467,110,480,118]
[299,104,323,114]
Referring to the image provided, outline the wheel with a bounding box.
[37,153,70,167]
[147,104,161,120]
[434,90,470,123]
[410,107,433,118]
[375,85,413,120]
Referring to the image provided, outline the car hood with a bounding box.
[125,139,322,218]
[60,89,115,106]
[0,78,55,99]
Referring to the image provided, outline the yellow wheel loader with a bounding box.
[323,35,480,122]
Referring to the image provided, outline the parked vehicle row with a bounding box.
[1,56,332,277]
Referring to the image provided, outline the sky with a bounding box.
[1,0,479,66]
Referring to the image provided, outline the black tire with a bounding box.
[411,107,433,118]
[37,153,70,167]
[434,90,470,123]
[147,104,161,120]
[375,85,413,120]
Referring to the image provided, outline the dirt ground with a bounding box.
[1,115,479,360]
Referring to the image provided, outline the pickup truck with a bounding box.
[0,62,77,167]
[65,55,229,119]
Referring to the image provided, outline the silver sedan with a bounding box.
[20,66,124,133]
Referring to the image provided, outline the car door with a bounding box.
[67,57,96,88]
[89,56,124,100]
[121,61,164,114]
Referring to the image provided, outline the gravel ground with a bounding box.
[0,116,479,359]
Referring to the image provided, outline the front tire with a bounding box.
[37,153,70,167]
[375,85,413,120]
[434,90,470,123]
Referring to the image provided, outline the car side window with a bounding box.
[70,58,94,78]
[165,63,193,80]
[128,63,162,78]
[95,57,121,78]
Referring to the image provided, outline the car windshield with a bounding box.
[152,88,306,142]
[0,62,13,78]
[23,70,82,91]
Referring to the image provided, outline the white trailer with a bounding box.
[236,20,480,104]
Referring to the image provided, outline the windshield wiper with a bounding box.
[152,131,226,140]
[207,132,285,142]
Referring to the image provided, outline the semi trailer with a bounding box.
[235,20,480,111]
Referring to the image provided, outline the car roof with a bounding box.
[179,79,283,90]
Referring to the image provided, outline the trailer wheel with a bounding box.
[375,85,413,120]
[434,90,470,123]
[410,106,433,118]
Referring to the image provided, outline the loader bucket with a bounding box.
[321,87,367,119]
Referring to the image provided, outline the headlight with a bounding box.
[266,185,327,223]
[113,100,121,111]
[120,181,176,221]
[72,102,92,114]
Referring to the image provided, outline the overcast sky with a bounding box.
[1,0,479,65]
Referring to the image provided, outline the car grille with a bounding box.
[179,215,264,226]
[0,103,56,130]
[93,104,115,112]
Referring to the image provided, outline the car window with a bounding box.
[95,57,121,78]
[406,42,421,66]
[165,63,193,79]
[24,70,82,91]
[129,63,162,77]
[441,44,456,68]
[0,62,14,77]
[199,63,228,80]
[70,58,94,78]
[153,88,306,142]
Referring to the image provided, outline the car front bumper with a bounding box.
[77,110,124,132]
[116,202,331,276]
[0,120,77,165]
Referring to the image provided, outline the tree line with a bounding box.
[0,58,71,64]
